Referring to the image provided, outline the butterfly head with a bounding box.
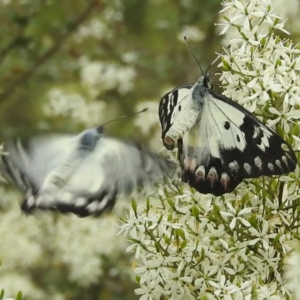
[78,127,104,151]
[202,73,212,89]
[191,74,213,104]
[96,126,105,134]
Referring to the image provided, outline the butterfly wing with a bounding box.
[178,137,242,196]
[160,85,297,196]
[208,90,297,177]
[0,135,77,193]
[1,130,176,217]
[159,85,193,150]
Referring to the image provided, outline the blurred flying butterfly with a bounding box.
[0,111,176,217]
[158,40,297,196]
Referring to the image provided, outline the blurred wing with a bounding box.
[0,135,77,193]
[1,134,176,217]
[179,91,297,196]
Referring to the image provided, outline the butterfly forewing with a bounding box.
[159,85,192,150]
[208,91,297,178]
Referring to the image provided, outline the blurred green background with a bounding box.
[0,0,223,139]
[0,0,299,299]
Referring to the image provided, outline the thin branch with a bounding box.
[0,0,101,104]
[0,34,26,66]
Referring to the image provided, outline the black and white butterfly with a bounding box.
[0,126,176,217]
[159,73,297,196]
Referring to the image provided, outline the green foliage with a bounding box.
[0,0,222,139]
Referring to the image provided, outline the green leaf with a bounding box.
[146,197,150,212]
[221,57,231,71]
[175,228,186,240]
[191,205,200,217]
[16,291,23,300]
[167,198,175,210]
[131,199,138,217]
[213,204,221,219]
[181,240,187,249]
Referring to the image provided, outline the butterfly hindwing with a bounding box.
[178,138,242,196]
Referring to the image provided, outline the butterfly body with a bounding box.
[159,74,297,196]
[0,127,176,217]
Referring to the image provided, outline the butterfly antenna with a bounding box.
[183,36,204,76]
[100,108,148,126]
[206,44,231,77]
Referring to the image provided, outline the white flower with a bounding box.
[135,278,164,300]
[134,101,160,136]
[248,221,276,250]
[75,19,111,42]
[220,202,251,229]
[209,275,238,297]
[126,229,152,259]
[80,59,136,96]
[268,105,300,132]
[44,88,106,127]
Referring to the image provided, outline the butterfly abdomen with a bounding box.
[164,108,200,149]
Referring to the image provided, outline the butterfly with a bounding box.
[159,73,297,196]
[0,126,176,217]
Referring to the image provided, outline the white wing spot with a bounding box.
[195,165,205,181]
[97,195,110,210]
[229,161,239,172]
[166,99,172,114]
[75,197,87,207]
[281,143,289,152]
[282,156,289,167]
[254,157,262,169]
[87,201,98,213]
[220,172,230,190]
[276,160,282,169]
[207,167,218,187]
[59,191,73,203]
[253,127,260,138]
[268,163,274,171]
[37,194,54,206]
[244,163,252,175]
[285,152,293,161]
[261,133,270,149]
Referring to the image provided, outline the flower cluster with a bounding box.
[0,190,129,299]
[122,0,300,298]
[79,58,136,97]
[44,88,106,127]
